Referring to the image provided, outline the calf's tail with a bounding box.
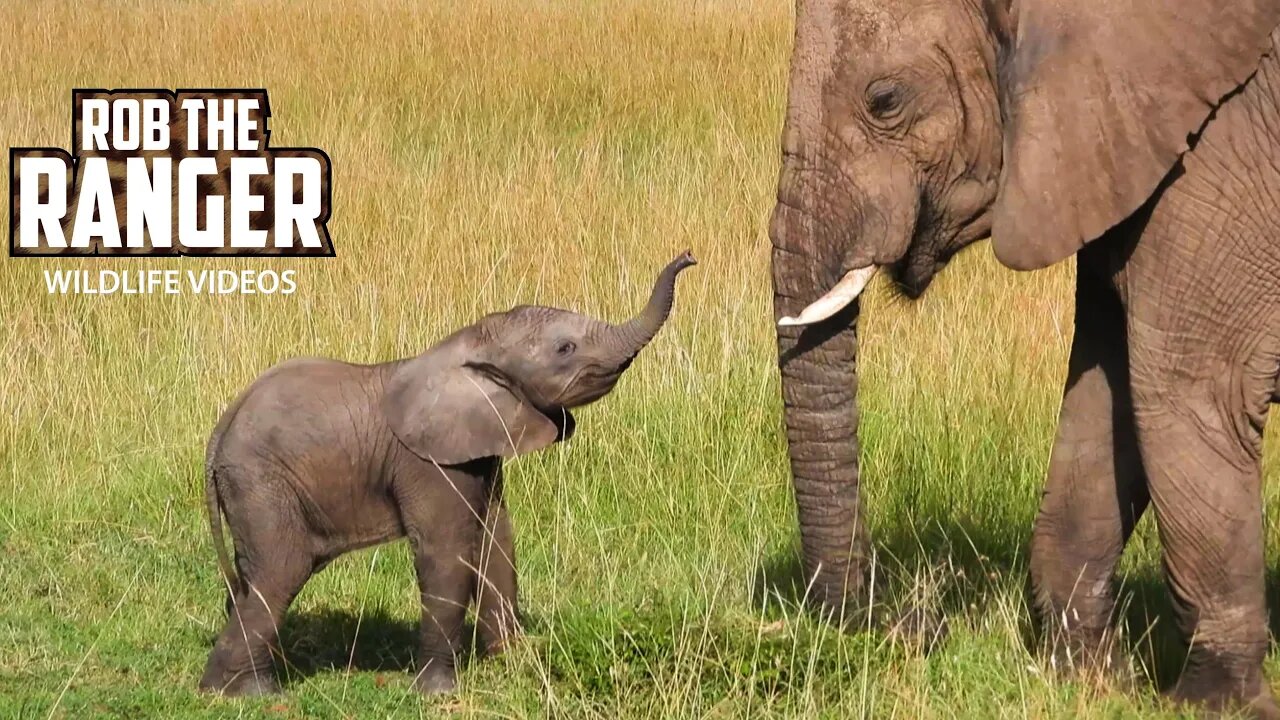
[205,420,241,601]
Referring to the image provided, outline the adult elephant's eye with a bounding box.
[865,79,907,121]
[556,340,576,356]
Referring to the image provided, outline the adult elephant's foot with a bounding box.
[412,660,457,695]
[882,603,949,654]
[1239,693,1280,720]
[476,611,523,657]
[820,564,949,654]
[1039,624,1132,683]
[1168,685,1279,719]
[1245,693,1280,720]
[1168,649,1277,720]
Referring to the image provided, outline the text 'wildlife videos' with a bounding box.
[42,269,298,295]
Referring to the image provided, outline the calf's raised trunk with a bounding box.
[604,250,697,362]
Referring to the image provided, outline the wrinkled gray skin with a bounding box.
[772,0,1280,715]
[199,252,695,697]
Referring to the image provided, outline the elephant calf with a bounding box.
[198,251,696,696]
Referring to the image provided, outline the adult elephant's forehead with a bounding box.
[792,1,892,69]
[787,1,898,132]
[798,0,966,82]
[821,0,966,41]
[827,0,897,45]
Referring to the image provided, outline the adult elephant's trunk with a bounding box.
[605,250,697,361]
[770,186,869,619]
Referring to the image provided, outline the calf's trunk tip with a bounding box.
[612,249,697,352]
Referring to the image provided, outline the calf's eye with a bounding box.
[556,341,576,356]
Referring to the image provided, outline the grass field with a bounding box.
[3,0,1279,717]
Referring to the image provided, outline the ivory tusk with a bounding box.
[777,265,878,327]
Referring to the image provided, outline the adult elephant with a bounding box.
[770,0,1280,714]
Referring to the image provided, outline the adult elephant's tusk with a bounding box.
[778,265,878,327]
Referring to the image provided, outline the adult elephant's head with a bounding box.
[770,0,1280,616]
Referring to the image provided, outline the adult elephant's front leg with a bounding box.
[1118,45,1280,714]
[1129,353,1273,715]
[1030,242,1149,673]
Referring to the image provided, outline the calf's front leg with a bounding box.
[395,472,481,694]
[475,467,520,654]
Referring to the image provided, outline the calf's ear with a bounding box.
[991,0,1280,271]
[383,355,571,466]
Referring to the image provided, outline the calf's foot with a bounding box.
[218,670,282,697]
[481,625,523,657]
[198,638,282,696]
[198,658,281,697]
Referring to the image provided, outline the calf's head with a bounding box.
[385,251,697,466]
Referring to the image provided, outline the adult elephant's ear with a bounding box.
[991,0,1280,271]
[383,354,572,466]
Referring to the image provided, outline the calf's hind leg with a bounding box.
[199,502,316,696]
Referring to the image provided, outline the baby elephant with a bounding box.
[198,251,696,696]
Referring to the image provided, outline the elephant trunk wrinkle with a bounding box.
[774,252,867,614]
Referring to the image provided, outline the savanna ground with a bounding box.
[2,0,1278,717]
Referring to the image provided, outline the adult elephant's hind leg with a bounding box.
[1030,245,1149,674]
